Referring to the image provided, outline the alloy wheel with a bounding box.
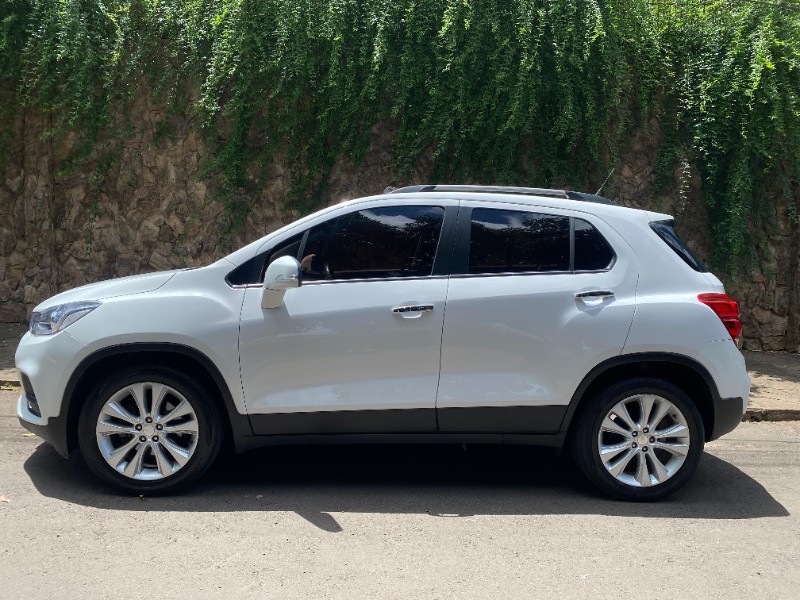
[596,393,691,488]
[95,382,200,480]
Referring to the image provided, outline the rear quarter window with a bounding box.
[574,218,615,271]
[650,221,708,272]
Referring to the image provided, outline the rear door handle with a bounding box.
[574,290,615,300]
[392,304,435,314]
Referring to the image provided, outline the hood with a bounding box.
[34,270,180,311]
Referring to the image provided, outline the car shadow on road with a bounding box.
[24,442,789,531]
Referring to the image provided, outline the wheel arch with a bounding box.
[62,343,252,455]
[561,353,721,442]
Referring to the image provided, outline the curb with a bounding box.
[742,408,800,423]
[1,375,798,421]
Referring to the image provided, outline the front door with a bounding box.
[238,203,454,435]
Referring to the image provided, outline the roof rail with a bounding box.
[389,184,617,205]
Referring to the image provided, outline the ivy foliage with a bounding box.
[659,1,800,269]
[1,0,799,271]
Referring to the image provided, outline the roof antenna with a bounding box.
[596,168,615,196]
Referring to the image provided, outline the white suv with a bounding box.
[15,185,750,500]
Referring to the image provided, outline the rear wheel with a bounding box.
[571,377,704,501]
[78,367,223,494]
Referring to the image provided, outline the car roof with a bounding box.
[390,184,618,205]
[347,185,660,221]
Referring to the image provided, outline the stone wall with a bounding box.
[0,95,798,351]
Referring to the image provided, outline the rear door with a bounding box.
[437,201,638,432]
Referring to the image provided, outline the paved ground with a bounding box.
[744,349,800,419]
[0,388,799,599]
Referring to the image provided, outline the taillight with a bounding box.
[698,293,742,345]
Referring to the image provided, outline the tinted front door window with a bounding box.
[302,206,445,281]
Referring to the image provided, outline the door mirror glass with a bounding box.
[262,256,301,309]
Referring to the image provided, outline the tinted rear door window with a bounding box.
[469,209,570,274]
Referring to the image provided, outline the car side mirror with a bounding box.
[261,256,302,309]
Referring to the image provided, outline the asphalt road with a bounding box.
[1,389,799,599]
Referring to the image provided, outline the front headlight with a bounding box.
[30,301,101,336]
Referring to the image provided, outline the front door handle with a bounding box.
[575,290,615,300]
[392,304,435,314]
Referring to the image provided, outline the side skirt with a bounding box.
[232,431,567,454]
[248,405,567,437]
[249,408,437,436]
[437,406,566,433]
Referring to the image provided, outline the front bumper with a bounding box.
[15,330,86,421]
[15,330,87,458]
[17,394,70,458]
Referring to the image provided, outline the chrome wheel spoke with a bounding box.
[150,383,170,417]
[646,452,670,483]
[152,442,174,477]
[653,440,689,457]
[599,440,632,463]
[107,436,140,469]
[123,443,148,478]
[97,420,137,436]
[654,423,689,440]
[129,383,149,420]
[611,401,637,431]
[607,447,637,477]
[161,399,193,423]
[163,419,198,435]
[634,453,652,487]
[102,401,139,425]
[637,395,656,429]
[647,400,671,430]
[160,436,191,468]
[600,415,630,437]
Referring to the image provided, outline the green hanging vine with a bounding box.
[1,0,798,271]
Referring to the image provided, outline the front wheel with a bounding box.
[78,367,223,494]
[571,377,704,501]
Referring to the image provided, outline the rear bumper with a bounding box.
[710,395,747,441]
[17,394,70,458]
[698,340,749,441]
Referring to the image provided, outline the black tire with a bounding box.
[570,377,704,501]
[78,367,223,494]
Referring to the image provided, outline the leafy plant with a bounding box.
[1,0,798,271]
